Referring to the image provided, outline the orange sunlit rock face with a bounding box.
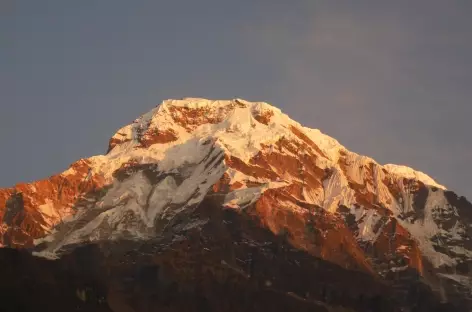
[139,128,178,148]
[253,109,274,125]
[107,135,130,153]
[169,104,235,132]
[0,159,106,248]
[372,218,424,274]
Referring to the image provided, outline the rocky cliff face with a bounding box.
[0,98,471,311]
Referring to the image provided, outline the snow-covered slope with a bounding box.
[2,98,472,303]
[383,164,446,190]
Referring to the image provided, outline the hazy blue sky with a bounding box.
[2,1,471,199]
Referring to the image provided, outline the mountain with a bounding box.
[0,97,471,311]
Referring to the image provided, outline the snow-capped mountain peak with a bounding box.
[1,98,471,306]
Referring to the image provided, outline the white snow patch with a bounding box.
[356,209,383,241]
[322,168,356,213]
[32,250,59,260]
[38,199,62,227]
[397,245,409,251]
[302,128,344,162]
[383,164,446,190]
[224,186,265,209]
[342,153,377,187]
[33,233,56,245]
[62,167,77,177]
[391,265,409,272]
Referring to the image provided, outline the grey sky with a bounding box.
[1,1,471,199]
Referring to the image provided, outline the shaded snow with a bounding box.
[146,176,178,224]
[398,188,456,268]
[223,180,288,210]
[224,186,265,209]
